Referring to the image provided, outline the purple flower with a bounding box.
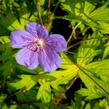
[10,22,67,72]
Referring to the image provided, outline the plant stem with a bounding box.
[65,74,78,91]
[45,0,51,29]
[66,36,109,51]
[52,74,78,109]
[52,0,60,15]
[37,0,43,26]
[7,87,26,99]
[45,0,60,30]
[16,99,37,105]
[46,0,51,23]
[67,22,82,44]
[0,78,5,93]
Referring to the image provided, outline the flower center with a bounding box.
[35,39,44,47]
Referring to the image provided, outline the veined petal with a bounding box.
[38,47,62,72]
[10,30,34,48]
[16,47,39,69]
[25,22,48,39]
[25,22,38,38]
[48,34,67,52]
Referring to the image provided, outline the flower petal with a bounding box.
[38,47,62,72]
[24,22,38,38]
[10,30,34,48]
[48,34,67,52]
[25,22,48,39]
[16,47,39,69]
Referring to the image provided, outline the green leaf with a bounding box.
[0,36,10,44]
[0,9,37,36]
[36,53,79,102]
[9,105,17,109]
[16,65,37,74]
[40,0,45,5]
[99,99,109,108]
[2,104,8,109]
[103,42,109,59]
[84,103,91,109]
[61,0,109,33]
[86,59,109,82]
[0,94,7,103]
[8,12,37,30]
[78,65,109,100]
[67,93,86,109]
[37,79,51,103]
[77,33,102,66]
[90,3,109,23]
[8,75,36,91]
[78,88,103,100]
[75,32,109,100]
[49,53,78,90]
[61,1,95,24]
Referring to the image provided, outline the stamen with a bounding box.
[35,39,44,47]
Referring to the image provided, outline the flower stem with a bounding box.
[45,0,51,29]
[46,0,51,23]
[45,0,60,30]
[37,0,43,26]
